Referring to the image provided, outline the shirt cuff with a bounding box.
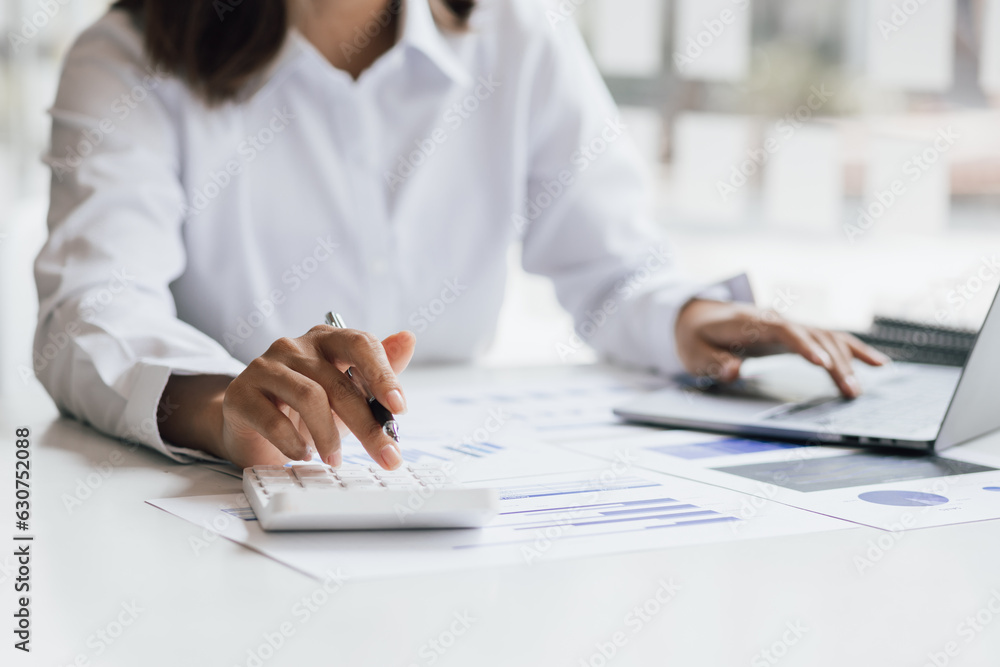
[694,273,754,304]
[116,357,246,463]
[647,273,755,377]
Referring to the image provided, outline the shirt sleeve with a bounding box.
[517,19,753,377]
[33,15,246,462]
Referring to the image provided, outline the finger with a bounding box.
[841,332,891,366]
[227,435,291,469]
[312,328,408,415]
[258,362,342,462]
[769,323,834,370]
[813,330,861,398]
[239,389,311,461]
[315,424,343,468]
[683,336,744,384]
[285,407,317,458]
[281,402,345,467]
[289,404,343,467]
[382,330,417,374]
[294,359,402,470]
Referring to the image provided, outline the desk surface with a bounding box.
[2,365,1000,667]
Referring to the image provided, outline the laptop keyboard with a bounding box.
[763,372,957,435]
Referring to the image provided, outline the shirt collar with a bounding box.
[248,0,473,99]
[399,0,474,87]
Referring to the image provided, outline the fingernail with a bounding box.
[386,389,407,414]
[874,351,892,364]
[327,450,342,468]
[380,443,402,470]
[847,376,861,396]
[814,348,833,368]
[303,445,316,462]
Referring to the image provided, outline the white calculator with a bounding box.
[243,464,499,531]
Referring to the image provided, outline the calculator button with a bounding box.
[341,478,384,490]
[300,477,339,486]
[253,466,293,478]
[407,464,445,473]
[300,482,343,491]
[336,470,378,480]
[243,464,499,530]
[381,478,419,488]
[264,480,300,490]
[415,472,448,485]
[375,470,415,481]
[293,465,333,477]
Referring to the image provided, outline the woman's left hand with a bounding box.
[674,300,891,398]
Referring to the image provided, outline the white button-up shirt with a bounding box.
[35,0,744,461]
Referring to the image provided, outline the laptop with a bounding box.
[614,287,1000,452]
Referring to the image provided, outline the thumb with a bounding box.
[681,337,742,384]
[382,331,417,374]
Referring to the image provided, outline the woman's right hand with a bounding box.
[161,328,416,471]
[223,327,416,469]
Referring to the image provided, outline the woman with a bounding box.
[34,0,885,471]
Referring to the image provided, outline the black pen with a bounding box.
[324,312,400,443]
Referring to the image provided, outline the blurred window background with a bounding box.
[2,0,999,390]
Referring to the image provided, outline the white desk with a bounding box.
[2,365,1000,667]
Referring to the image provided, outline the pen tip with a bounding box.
[384,421,400,443]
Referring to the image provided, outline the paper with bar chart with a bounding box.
[149,441,847,580]
[313,373,667,480]
[562,430,1000,531]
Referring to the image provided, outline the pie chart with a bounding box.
[857,490,949,506]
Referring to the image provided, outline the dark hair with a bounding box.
[113,0,475,104]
